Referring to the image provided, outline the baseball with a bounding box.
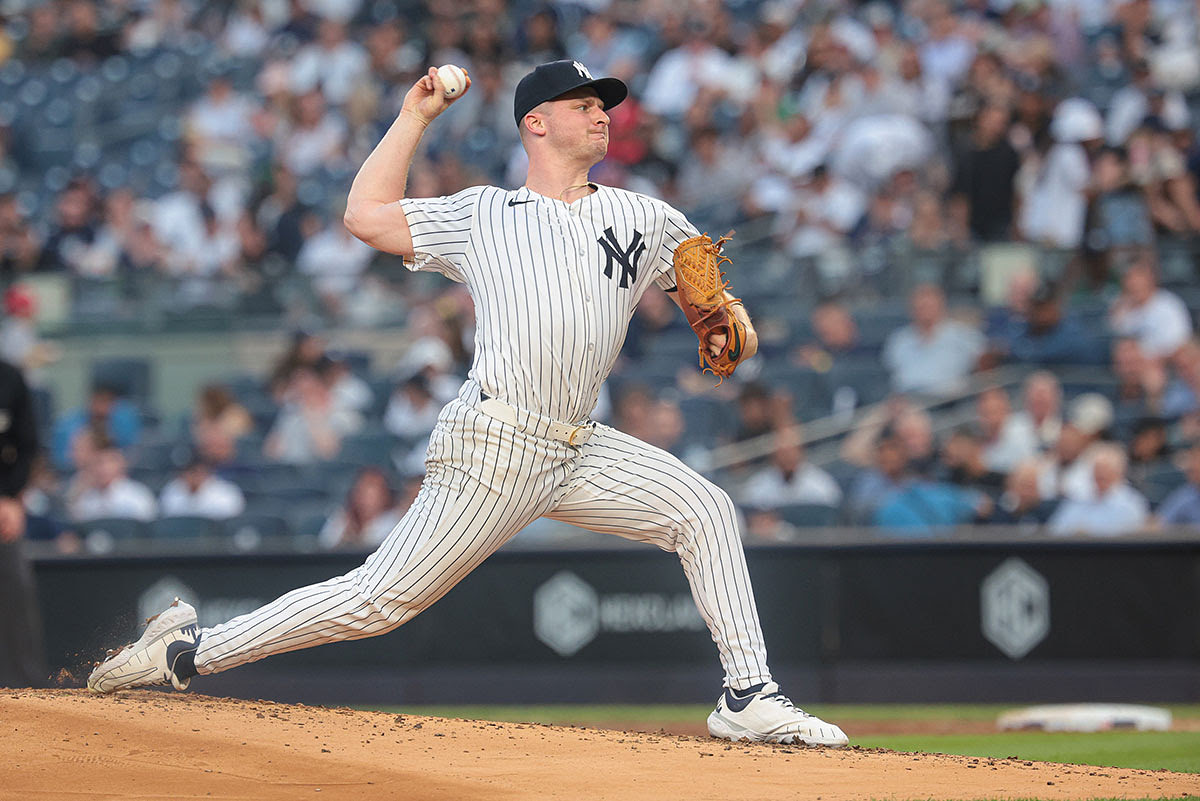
[437,64,467,98]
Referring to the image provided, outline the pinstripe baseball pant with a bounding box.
[195,384,771,689]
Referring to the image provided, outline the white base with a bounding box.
[997,703,1172,732]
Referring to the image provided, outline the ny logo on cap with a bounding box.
[573,61,593,79]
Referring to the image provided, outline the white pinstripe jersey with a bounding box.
[400,184,700,424]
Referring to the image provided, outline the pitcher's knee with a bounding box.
[679,484,740,545]
[364,590,426,631]
[347,571,431,633]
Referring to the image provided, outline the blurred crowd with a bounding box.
[3,0,1200,548]
[22,255,1200,549]
[3,0,1200,312]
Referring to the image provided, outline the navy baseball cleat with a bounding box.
[87,598,200,694]
[707,681,848,746]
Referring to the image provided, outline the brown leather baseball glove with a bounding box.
[672,233,749,383]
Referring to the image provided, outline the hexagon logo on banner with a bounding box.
[533,571,599,657]
[980,557,1050,660]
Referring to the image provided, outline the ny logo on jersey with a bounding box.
[597,227,645,289]
[573,61,592,79]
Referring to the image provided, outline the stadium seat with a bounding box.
[77,516,147,538]
[825,360,892,409]
[235,433,268,463]
[643,332,705,365]
[247,481,332,505]
[853,307,908,348]
[151,516,223,539]
[770,367,833,421]
[131,439,182,472]
[240,462,304,492]
[91,356,153,405]
[224,514,290,540]
[1141,466,1186,505]
[294,512,329,538]
[285,500,336,536]
[76,518,149,553]
[679,395,724,447]
[776,503,839,528]
[128,466,169,494]
[340,430,401,467]
[367,377,395,419]
[304,460,360,498]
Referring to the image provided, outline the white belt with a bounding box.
[477,396,594,446]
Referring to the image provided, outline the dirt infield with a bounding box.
[2,691,1197,801]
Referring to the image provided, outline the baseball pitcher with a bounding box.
[87,60,847,747]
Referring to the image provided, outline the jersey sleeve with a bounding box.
[398,186,482,283]
[652,203,701,292]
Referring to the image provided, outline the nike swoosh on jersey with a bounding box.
[507,198,535,206]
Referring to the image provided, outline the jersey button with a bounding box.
[588,343,596,351]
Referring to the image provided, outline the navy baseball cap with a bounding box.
[513,60,627,127]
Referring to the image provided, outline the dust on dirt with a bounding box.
[1,690,1196,801]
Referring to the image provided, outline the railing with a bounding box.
[24,519,1200,563]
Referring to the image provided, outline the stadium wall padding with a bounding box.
[31,540,1200,703]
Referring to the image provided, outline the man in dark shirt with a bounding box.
[1008,283,1105,365]
[0,359,45,687]
[37,180,99,273]
[952,104,1021,242]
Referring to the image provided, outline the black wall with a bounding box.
[33,538,1200,704]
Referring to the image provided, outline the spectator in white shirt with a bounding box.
[1020,98,1101,249]
[1109,256,1192,361]
[777,165,867,260]
[323,353,373,415]
[918,5,974,92]
[384,374,441,441]
[740,426,842,509]
[641,19,733,118]
[296,213,375,317]
[1037,393,1114,502]
[69,444,157,522]
[1010,371,1063,453]
[674,127,756,224]
[265,367,362,465]
[568,12,645,83]
[882,284,984,394]
[289,19,369,106]
[977,386,1038,473]
[159,455,246,520]
[184,72,258,175]
[278,89,348,177]
[153,160,211,266]
[1049,443,1149,536]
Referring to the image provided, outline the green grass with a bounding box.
[853,731,1200,774]
[367,703,1200,726]
[360,703,1200,775]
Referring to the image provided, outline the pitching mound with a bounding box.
[2,690,1196,801]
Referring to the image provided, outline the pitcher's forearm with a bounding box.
[345,110,429,217]
[345,67,470,253]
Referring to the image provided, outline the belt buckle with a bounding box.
[568,424,589,447]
